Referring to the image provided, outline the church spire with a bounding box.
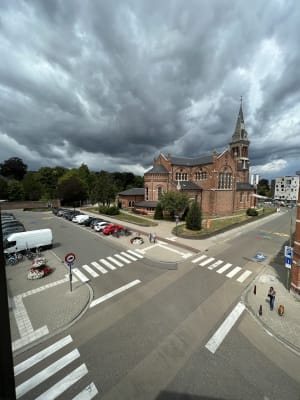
[232,96,248,142]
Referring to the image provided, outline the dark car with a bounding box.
[64,211,82,221]
[56,208,70,217]
[3,225,26,240]
[2,221,25,230]
[81,216,95,226]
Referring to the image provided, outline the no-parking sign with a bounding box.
[65,252,76,266]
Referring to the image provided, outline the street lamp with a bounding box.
[0,200,16,399]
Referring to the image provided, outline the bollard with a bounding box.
[259,305,262,316]
[254,285,256,295]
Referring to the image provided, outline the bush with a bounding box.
[246,207,258,216]
[98,205,120,215]
[154,202,164,220]
[186,201,202,230]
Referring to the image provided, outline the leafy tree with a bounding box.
[57,176,87,205]
[90,171,116,206]
[186,201,202,230]
[23,172,43,200]
[159,191,190,218]
[7,180,25,201]
[0,157,27,180]
[257,179,271,198]
[154,202,164,220]
[0,177,8,199]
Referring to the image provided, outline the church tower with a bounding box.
[230,98,250,182]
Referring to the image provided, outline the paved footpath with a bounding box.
[6,209,300,356]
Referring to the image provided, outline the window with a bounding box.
[218,173,232,189]
[195,170,207,180]
[157,186,163,200]
[240,192,243,202]
[145,187,149,201]
[175,172,188,181]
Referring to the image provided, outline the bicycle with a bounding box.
[6,252,23,265]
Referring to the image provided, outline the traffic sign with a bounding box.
[285,256,292,269]
[284,246,293,258]
[65,252,76,264]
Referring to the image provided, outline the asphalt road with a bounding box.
[12,209,300,399]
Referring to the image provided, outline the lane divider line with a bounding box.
[89,280,141,308]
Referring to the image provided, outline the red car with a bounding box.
[102,223,124,235]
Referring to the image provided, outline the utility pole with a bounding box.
[0,205,16,399]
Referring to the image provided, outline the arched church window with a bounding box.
[218,172,232,189]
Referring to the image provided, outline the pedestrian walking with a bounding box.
[267,286,276,310]
[148,233,152,243]
[153,232,157,243]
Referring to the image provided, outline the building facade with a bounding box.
[273,176,299,204]
[119,102,255,216]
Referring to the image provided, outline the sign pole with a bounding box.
[65,253,76,293]
[69,263,73,292]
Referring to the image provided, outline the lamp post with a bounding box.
[0,201,16,399]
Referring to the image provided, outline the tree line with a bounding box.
[0,157,143,205]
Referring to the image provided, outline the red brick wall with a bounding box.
[291,187,300,295]
[0,200,60,210]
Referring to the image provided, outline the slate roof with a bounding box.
[175,181,202,190]
[236,182,254,190]
[170,154,213,166]
[118,188,144,196]
[135,201,158,208]
[145,165,169,174]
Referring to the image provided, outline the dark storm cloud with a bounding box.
[0,0,299,179]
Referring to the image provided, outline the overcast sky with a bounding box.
[0,0,299,181]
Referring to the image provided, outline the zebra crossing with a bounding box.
[72,249,144,283]
[191,254,252,283]
[14,335,98,399]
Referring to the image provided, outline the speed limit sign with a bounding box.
[65,252,76,264]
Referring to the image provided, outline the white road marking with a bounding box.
[208,260,223,270]
[72,382,99,399]
[35,364,88,400]
[72,268,90,282]
[89,280,141,308]
[114,254,131,264]
[107,256,123,267]
[199,257,215,267]
[99,258,116,270]
[91,261,108,274]
[191,255,207,263]
[216,263,232,274]
[205,302,245,354]
[226,266,242,278]
[16,349,80,398]
[127,250,144,258]
[14,335,73,376]
[236,270,252,283]
[82,264,99,278]
[121,251,137,261]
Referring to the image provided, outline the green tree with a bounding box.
[57,176,87,205]
[7,180,25,201]
[0,157,27,180]
[186,201,202,230]
[0,177,8,199]
[23,172,43,200]
[257,179,271,198]
[159,191,190,218]
[90,171,116,206]
[154,202,164,220]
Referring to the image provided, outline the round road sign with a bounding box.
[65,252,76,264]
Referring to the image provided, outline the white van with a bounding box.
[4,229,53,254]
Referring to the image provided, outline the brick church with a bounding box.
[118,101,256,216]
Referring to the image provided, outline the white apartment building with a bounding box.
[273,176,299,203]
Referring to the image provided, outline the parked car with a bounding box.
[94,222,109,232]
[72,214,89,223]
[81,217,95,226]
[89,218,106,229]
[56,208,70,217]
[63,210,82,220]
[102,224,124,235]
[2,221,25,230]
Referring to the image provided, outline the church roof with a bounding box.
[232,100,249,143]
[118,188,144,196]
[236,182,254,190]
[170,154,213,166]
[145,164,169,174]
[175,181,202,190]
[135,201,158,208]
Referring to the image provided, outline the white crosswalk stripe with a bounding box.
[114,253,132,264]
[91,261,108,274]
[72,268,89,282]
[191,255,253,284]
[99,258,116,270]
[82,264,99,278]
[192,254,207,263]
[127,249,144,258]
[199,257,215,267]
[121,251,137,261]
[14,335,98,399]
[107,256,123,267]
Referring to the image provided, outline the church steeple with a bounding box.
[232,96,248,143]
